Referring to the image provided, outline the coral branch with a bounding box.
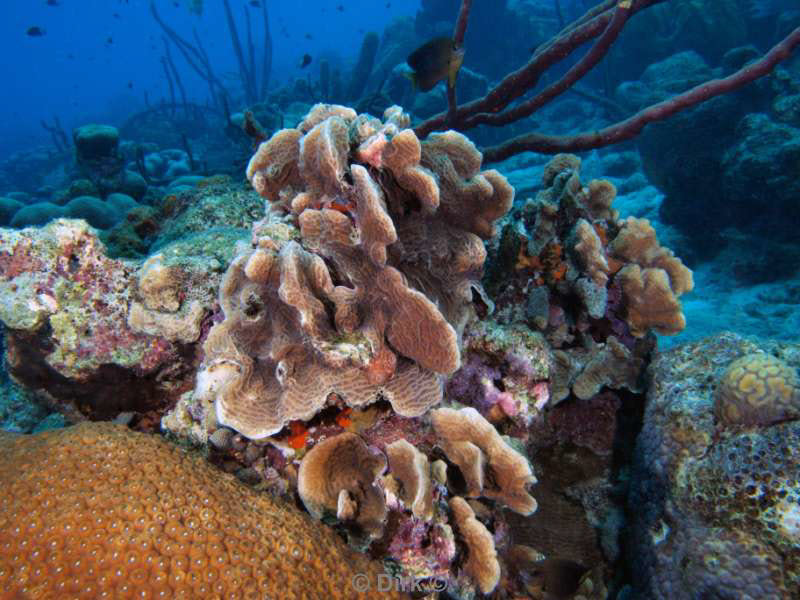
[415,0,663,138]
[447,0,473,122]
[460,0,632,128]
[482,24,800,162]
[414,0,799,161]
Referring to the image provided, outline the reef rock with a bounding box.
[0,219,220,423]
[629,331,800,598]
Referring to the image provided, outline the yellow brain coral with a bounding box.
[0,423,406,600]
[714,353,800,427]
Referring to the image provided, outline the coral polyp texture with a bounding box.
[198,104,512,439]
[0,422,406,599]
[714,352,800,427]
[630,333,799,597]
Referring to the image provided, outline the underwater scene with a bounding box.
[0,0,799,598]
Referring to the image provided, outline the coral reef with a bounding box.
[195,103,512,440]
[621,48,800,259]
[431,406,537,515]
[297,432,388,539]
[448,496,501,595]
[488,154,686,408]
[0,422,405,599]
[0,219,224,424]
[629,332,799,597]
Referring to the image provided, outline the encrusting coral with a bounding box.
[297,432,388,539]
[431,406,537,515]
[630,333,799,596]
[0,422,406,599]
[197,104,512,439]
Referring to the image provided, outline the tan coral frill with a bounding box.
[199,104,513,439]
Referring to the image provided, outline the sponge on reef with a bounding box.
[0,422,406,599]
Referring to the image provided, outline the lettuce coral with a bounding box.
[198,104,512,439]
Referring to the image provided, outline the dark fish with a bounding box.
[336,4,344,11]
[299,53,312,68]
[127,81,133,89]
[406,36,464,92]
[106,36,113,45]
[249,0,261,6]
[113,12,121,18]
[304,33,313,40]
[46,0,60,6]
[26,26,46,37]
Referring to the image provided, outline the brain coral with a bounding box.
[198,104,512,439]
[714,352,800,427]
[0,423,406,599]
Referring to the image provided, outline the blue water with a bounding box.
[0,0,418,157]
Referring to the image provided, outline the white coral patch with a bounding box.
[195,360,241,401]
[776,498,800,541]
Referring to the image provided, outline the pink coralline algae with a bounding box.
[0,219,211,420]
[446,320,550,425]
[0,220,177,378]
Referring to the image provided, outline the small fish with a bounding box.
[106,36,113,45]
[336,4,344,11]
[26,26,46,37]
[406,36,464,92]
[299,53,312,68]
[127,81,133,89]
[112,12,121,18]
[249,0,261,6]
[46,0,60,6]
[304,33,313,40]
